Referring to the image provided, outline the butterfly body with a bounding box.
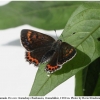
[21,29,76,73]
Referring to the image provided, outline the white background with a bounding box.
[0,1,75,96]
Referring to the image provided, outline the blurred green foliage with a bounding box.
[0,1,83,30]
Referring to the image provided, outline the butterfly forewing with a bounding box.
[21,29,55,51]
[58,42,76,65]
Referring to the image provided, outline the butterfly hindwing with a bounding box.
[21,29,55,51]
[45,49,61,73]
[25,46,51,66]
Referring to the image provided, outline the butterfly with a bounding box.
[20,29,76,73]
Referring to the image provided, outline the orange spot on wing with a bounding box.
[26,52,39,65]
[27,31,32,43]
[66,48,73,56]
[66,54,69,56]
[69,49,73,54]
[47,64,58,71]
[33,35,36,39]
[66,49,69,53]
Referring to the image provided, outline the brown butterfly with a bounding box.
[20,29,76,73]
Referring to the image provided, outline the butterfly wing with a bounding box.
[58,42,76,65]
[45,49,61,73]
[25,46,51,66]
[21,29,55,51]
[45,42,76,73]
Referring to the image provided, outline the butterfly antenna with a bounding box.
[54,30,58,40]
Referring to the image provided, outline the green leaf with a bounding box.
[93,68,100,96]
[75,71,83,96]
[0,1,83,30]
[75,57,100,96]
[29,4,100,96]
[83,57,100,96]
